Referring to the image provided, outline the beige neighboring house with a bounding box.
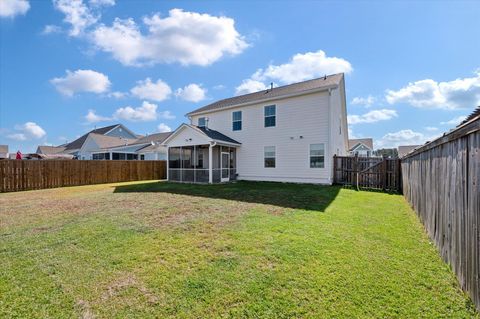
[0,145,8,159]
[398,145,420,158]
[35,124,171,160]
[36,145,67,155]
[348,138,374,157]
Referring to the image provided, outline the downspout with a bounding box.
[327,88,333,184]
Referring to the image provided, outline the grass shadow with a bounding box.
[114,181,341,212]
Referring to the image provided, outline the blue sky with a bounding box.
[1,0,479,153]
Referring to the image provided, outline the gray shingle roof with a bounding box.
[135,132,172,144]
[196,126,241,145]
[37,145,66,154]
[187,73,344,116]
[459,106,480,126]
[348,138,373,150]
[64,124,119,151]
[398,145,420,158]
[88,133,138,149]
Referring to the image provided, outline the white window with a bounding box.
[232,111,242,131]
[264,105,276,127]
[264,146,276,168]
[198,117,206,127]
[310,144,325,168]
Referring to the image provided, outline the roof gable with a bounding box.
[163,124,241,147]
[348,138,373,150]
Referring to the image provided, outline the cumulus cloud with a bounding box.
[376,129,438,148]
[440,115,467,126]
[351,95,376,107]
[8,122,46,141]
[253,50,352,84]
[385,71,480,109]
[0,0,30,18]
[51,69,111,96]
[175,84,206,102]
[84,109,111,123]
[158,110,175,120]
[114,101,158,122]
[157,123,172,133]
[42,25,62,35]
[235,79,267,95]
[89,0,115,6]
[348,109,398,125]
[130,78,172,102]
[91,8,248,66]
[53,0,99,37]
[107,91,127,99]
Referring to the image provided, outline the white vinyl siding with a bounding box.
[189,86,348,184]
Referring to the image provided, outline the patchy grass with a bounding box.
[0,181,477,318]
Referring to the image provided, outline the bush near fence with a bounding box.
[0,160,166,192]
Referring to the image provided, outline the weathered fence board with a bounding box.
[333,155,401,192]
[0,160,166,192]
[402,116,480,310]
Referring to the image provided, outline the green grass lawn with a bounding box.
[0,181,477,318]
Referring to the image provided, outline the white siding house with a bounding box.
[163,73,349,184]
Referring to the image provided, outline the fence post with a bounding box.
[354,154,359,190]
[382,155,387,191]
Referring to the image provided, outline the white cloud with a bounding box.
[42,25,62,35]
[376,129,437,148]
[213,84,225,90]
[235,79,267,95]
[114,101,158,122]
[175,84,206,102]
[51,69,111,96]
[158,110,175,120]
[84,109,111,123]
[348,109,398,125]
[130,78,171,102]
[385,71,480,109]
[8,122,46,141]
[251,50,353,85]
[53,0,99,37]
[108,91,127,99]
[351,95,376,107]
[440,115,467,126]
[157,123,172,133]
[91,8,248,66]
[89,0,115,6]
[424,126,438,131]
[0,0,30,18]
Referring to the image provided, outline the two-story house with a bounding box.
[163,73,349,184]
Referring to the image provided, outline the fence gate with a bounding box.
[333,155,401,192]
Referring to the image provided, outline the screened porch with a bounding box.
[168,145,237,183]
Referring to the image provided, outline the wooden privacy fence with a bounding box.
[0,160,166,192]
[402,115,480,310]
[333,155,402,192]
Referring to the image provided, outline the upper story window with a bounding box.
[264,146,276,168]
[264,105,276,127]
[310,144,325,168]
[198,117,206,127]
[232,111,242,131]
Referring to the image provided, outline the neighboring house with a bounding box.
[398,145,420,158]
[348,138,374,157]
[36,145,66,155]
[0,145,8,159]
[36,124,171,160]
[163,73,349,184]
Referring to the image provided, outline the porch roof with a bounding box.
[162,123,241,147]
